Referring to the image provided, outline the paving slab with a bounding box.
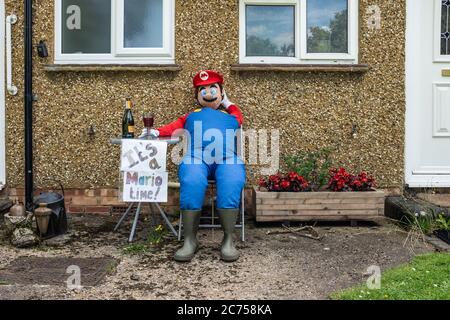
[0,256,118,287]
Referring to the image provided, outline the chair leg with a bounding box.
[211,194,215,227]
[178,211,183,241]
[241,189,245,242]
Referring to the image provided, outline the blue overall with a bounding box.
[178,108,246,210]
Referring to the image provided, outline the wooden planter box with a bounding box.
[252,186,385,222]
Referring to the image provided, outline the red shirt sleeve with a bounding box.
[157,114,188,137]
[227,104,243,126]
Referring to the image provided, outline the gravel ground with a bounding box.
[0,215,434,300]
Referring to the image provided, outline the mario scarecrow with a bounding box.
[143,70,245,262]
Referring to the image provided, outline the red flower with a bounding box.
[328,168,377,191]
[281,180,290,190]
[327,167,354,191]
[257,172,309,192]
[257,178,266,188]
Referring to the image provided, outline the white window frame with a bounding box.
[0,0,6,189]
[434,0,450,62]
[54,0,175,65]
[239,0,359,64]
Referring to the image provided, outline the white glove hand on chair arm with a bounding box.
[221,90,233,109]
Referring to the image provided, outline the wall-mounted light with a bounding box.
[351,123,358,138]
[88,125,96,139]
[36,40,48,58]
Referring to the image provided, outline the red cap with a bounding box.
[193,70,224,87]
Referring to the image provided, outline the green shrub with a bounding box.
[283,148,333,191]
[435,214,450,231]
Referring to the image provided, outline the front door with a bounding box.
[0,0,6,189]
[406,0,450,187]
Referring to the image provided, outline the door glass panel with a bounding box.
[441,0,450,55]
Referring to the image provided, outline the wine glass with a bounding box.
[142,112,155,139]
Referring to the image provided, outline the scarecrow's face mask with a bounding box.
[196,83,223,110]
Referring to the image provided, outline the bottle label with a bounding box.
[128,126,135,133]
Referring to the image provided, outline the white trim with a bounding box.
[434,0,450,62]
[405,0,424,188]
[239,0,358,64]
[432,82,450,137]
[54,0,175,65]
[0,1,6,189]
[5,14,17,95]
[412,167,450,175]
[405,177,450,188]
[405,0,450,187]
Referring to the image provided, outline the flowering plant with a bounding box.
[327,168,353,191]
[349,171,377,191]
[328,168,376,192]
[258,172,309,192]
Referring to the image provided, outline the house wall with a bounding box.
[4,0,406,194]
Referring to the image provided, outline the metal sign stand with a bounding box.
[113,202,178,242]
[111,136,180,242]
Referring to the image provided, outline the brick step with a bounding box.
[417,193,450,208]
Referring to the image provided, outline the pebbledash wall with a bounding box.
[4,0,406,214]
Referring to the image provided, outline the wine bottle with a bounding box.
[122,98,135,138]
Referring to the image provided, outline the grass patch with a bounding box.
[122,243,150,255]
[122,225,166,255]
[331,253,450,300]
[105,261,118,274]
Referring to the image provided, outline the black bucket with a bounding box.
[33,180,68,238]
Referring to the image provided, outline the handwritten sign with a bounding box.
[120,140,167,172]
[122,171,168,203]
[120,139,168,203]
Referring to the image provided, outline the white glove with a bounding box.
[221,90,233,109]
[139,128,160,139]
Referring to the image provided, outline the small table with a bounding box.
[110,136,180,242]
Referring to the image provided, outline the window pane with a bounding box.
[124,0,163,48]
[441,0,450,55]
[61,0,111,54]
[307,0,348,54]
[246,5,295,57]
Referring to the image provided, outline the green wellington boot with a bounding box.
[218,209,240,262]
[174,210,201,262]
